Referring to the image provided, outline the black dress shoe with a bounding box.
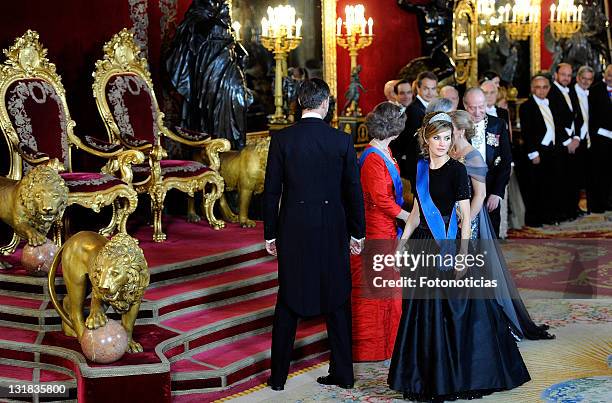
[267,378,284,391]
[316,375,354,389]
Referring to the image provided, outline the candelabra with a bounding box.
[476,0,503,44]
[501,0,540,40]
[261,5,302,124]
[336,4,373,116]
[550,0,583,39]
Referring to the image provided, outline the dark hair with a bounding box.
[531,73,551,83]
[481,70,500,81]
[298,78,330,109]
[366,102,407,140]
[394,78,412,95]
[416,71,438,88]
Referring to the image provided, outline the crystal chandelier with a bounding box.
[476,0,504,45]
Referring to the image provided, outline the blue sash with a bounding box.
[415,159,458,241]
[359,147,404,238]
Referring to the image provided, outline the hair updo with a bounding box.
[365,101,407,140]
[417,112,454,157]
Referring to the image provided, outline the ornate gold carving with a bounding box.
[48,231,149,353]
[0,164,68,248]
[530,14,541,76]
[453,0,478,86]
[0,30,142,248]
[93,29,228,241]
[322,0,337,123]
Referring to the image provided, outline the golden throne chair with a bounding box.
[0,30,143,253]
[92,29,229,242]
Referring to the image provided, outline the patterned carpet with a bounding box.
[507,212,612,239]
[218,213,612,402]
[223,300,612,403]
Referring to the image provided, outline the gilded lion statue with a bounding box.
[48,231,149,353]
[0,163,68,247]
[187,136,270,228]
[217,136,270,228]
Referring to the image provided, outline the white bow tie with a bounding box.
[558,85,570,94]
[486,106,496,114]
[535,97,549,106]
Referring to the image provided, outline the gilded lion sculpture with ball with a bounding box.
[48,231,149,353]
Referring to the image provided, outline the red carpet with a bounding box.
[0,217,328,401]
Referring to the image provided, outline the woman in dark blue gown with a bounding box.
[388,112,530,401]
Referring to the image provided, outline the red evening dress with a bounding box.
[350,146,403,361]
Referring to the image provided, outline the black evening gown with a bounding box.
[388,158,530,401]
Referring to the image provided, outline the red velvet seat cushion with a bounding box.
[132,160,211,183]
[61,172,127,193]
[105,73,158,145]
[5,79,69,164]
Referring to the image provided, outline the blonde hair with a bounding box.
[417,112,454,157]
[449,110,475,141]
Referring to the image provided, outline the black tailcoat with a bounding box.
[263,117,365,316]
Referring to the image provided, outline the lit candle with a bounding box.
[512,5,517,22]
[573,7,577,22]
[361,19,366,35]
[505,4,510,22]
[261,17,268,37]
[368,17,373,36]
[296,18,302,37]
[578,5,583,22]
[337,17,342,36]
[550,4,555,22]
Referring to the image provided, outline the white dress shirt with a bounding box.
[302,111,323,119]
[416,95,429,109]
[486,106,497,117]
[574,83,589,140]
[529,96,556,160]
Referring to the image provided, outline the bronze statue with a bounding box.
[398,0,454,57]
[48,231,149,353]
[0,163,68,262]
[165,0,252,149]
[344,65,365,116]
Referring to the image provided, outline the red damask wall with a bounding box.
[336,0,423,116]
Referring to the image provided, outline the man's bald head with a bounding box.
[480,80,498,108]
[439,86,459,110]
[463,87,487,123]
[384,80,399,102]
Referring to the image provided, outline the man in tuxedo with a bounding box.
[587,64,612,212]
[481,80,510,132]
[570,65,595,214]
[391,71,438,188]
[395,78,414,107]
[548,63,580,220]
[384,79,399,103]
[519,74,565,227]
[263,79,366,391]
[464,87,512,237]
[439,85,459,110]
